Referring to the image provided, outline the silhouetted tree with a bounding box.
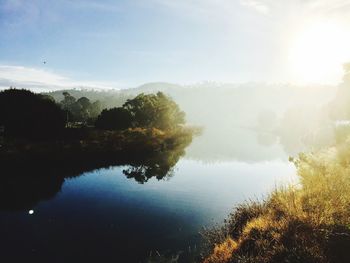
[0,89,66,139]
[95,107,133,130]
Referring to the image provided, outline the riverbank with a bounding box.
[202,136,350,263]
[0,127,198,178]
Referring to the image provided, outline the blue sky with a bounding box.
[1,0,350,90]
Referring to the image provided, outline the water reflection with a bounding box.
[185,128,286,162]
[1,121,327,212]
[123,140,187,183]
[0,128,298,263]
[0,175,64,211]
[0,135,192,211]
[185,123,335,162]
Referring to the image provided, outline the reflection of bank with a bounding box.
[0,130,193,211]
[0,125,4,145]
[0,175,64,211]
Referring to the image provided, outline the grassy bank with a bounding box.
[202,134,350,263]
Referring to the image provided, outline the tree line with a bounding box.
[0,89,185,139]
[60,91,102,124]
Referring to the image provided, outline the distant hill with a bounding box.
[44,82,336,126]
[43,82,337,161]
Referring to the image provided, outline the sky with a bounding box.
[1,0,350,90]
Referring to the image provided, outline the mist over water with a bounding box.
[51,81,339,159]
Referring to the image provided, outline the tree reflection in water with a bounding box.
[0,132,192,211]
[123,142,186,184]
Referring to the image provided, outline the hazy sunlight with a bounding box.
[289,20,350,84]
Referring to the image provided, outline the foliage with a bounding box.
[123,92,185,129]
[203,238,238,263]
[0,89,66,139]
[95,107,132,130]
[95,92,185,131]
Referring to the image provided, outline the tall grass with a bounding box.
[202,134,350,263]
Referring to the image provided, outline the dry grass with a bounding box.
[203,238,238,263]
[202,136,350,263]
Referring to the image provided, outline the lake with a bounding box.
[0,129,297,262]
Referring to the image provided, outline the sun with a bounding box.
[289,20,350,84]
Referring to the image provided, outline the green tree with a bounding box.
[95,92,185,130]
[123,92,185,129]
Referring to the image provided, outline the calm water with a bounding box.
[0,130,296,262]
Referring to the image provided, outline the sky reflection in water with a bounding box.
[0,130,297,262]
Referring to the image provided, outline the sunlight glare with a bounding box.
[289,20,350,84]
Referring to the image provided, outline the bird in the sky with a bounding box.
[43,61,47,64]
